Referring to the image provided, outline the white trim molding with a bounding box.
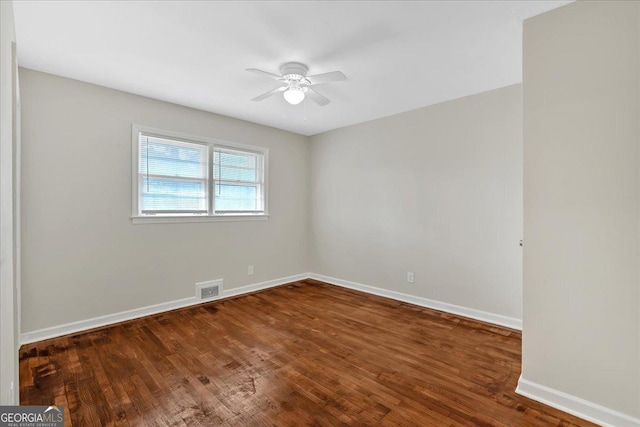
[131,214,269,225]
[308,273,522,330]
[21,272,523,345]
[516,375,640,427]
[22,271,639,427]
[20,273,308,345]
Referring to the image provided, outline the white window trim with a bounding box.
[131,124,269,224]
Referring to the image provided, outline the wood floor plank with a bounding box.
[20,280,597,426]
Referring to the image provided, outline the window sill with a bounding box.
[131,214,269,224]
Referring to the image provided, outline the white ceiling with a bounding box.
[13,1,570,136]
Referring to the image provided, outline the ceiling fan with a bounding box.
[247,62,346,106]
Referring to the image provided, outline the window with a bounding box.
[132,125,268,223]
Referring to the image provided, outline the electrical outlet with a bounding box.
[248,265,254,275]
[407,272,415,283]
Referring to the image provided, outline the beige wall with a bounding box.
[309,84,523,321]
[0,0,19,405]
[20,68,309,333]
[523,0,639,417]
[21,71,524,334]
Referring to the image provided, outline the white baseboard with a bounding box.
[516,375,640,427]
[20,272,637,426]
[21,272,522,344]
[308,273,522,330]
[20,273,308,345]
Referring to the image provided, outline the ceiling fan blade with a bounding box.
[306,88,331,106]
[246,68,284,80]
[307,71,346,85]
[251,86,286,102]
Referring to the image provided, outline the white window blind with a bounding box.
[134,127,267,219]
[139,136,209,215]
[213,148,264,213]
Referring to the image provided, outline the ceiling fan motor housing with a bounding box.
[281,62,308,81]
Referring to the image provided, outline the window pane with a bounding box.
[135,129,266,217]
[215,184,258,211]
[140,137,207,179]
[214,150,259,182]
[214,165,257,182]
[141,177,207,212]
[214,151,256,169]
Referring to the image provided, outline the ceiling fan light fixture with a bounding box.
[284,87,305,105]
[248,62,344,106]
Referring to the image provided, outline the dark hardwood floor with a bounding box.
[20,280,596,426]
